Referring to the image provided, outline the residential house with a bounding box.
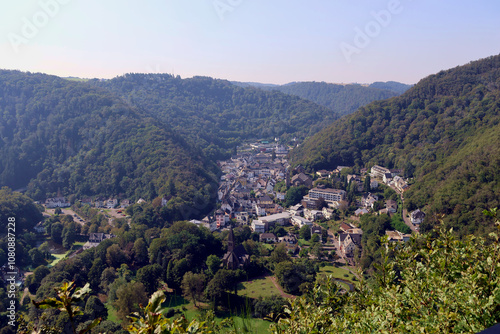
[291,173,313,188]
[137,198,146,204]
[304,209,323,221]
[255,153,272,164]
[385,230,411,243]
[410,209,426,226]
[301,198,322,210]
[45,197,70,208]
[386,200,398,213]
[316,170,331,178]
[279,234,297,245]
[266,179,276,193]
[34,221,45,234]
[370,165,391,178]
[291,216,312,228]
[190,219,217,232]
[347,174,363,191]
[362,193,379,208]
[338,233,362,257]
[275,145,288,155]
[81,198,93,206]
[220,201,232,213]
[235,211,249,225]
[106,198,118,209]
[276,192,285,201]
[259,233,277,243]
[83,233,115,250]
[383,173,393,184]
[393,175,408,192]
[258,195,273,205]
[355,208,369,216]
[322,207,334,220]
[289,204,304,216]
[120,199,132,208]
[370,180,379,189]
[253,203,266,217]
[339,222,354,233]
[215,209,229,228]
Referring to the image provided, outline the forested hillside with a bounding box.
[265,81,403,116]
[0,70,218,218]
[369,81,412,94]
[91,74,336,160]
[291,55,500,235]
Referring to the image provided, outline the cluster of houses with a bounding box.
[370,165,408,193]
[44,196,135,209]
[215,151,289,226]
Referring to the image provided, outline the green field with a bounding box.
[318,264,356,291]
[159,294,272,333]
[48,250,71,267]
[238,275,282,299]
[106,303,119,322]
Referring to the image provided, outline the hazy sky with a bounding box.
[1,0,499,84]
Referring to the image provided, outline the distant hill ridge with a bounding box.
[90,74,338,160]
[232,80,411,116]
[290,54,500,235]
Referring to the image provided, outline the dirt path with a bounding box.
[268,275,296,299]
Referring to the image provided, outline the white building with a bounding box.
[291,216,312,228]
[251,220,266,233]
[308,188,346,204]
[45,197,70,208]
[259,212,291,226]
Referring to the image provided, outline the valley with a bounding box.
[0,54,499,333]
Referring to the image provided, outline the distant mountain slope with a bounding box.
[0,70,218,218]
[369,81,412,94]
[290,55,500,235]
[264,81,402,117]
[91,75,336,160]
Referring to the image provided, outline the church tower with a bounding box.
[227,227,235,252]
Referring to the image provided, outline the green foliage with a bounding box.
[33,281,99,334]
[284,186,308,207]
[0,70,219,220]
[181,271,206,307]
[113,281,148,322]
[0,187,43,232]
[253,295,289,319]
[205,254,221,277]
[272,224,500,333]
[274,259,318,295]
[299,225,311,241]
[127,290,230,333]
[269,243,291,265]
[390,215,411,234]
[291,55,500,235]
[136,264,163,295]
